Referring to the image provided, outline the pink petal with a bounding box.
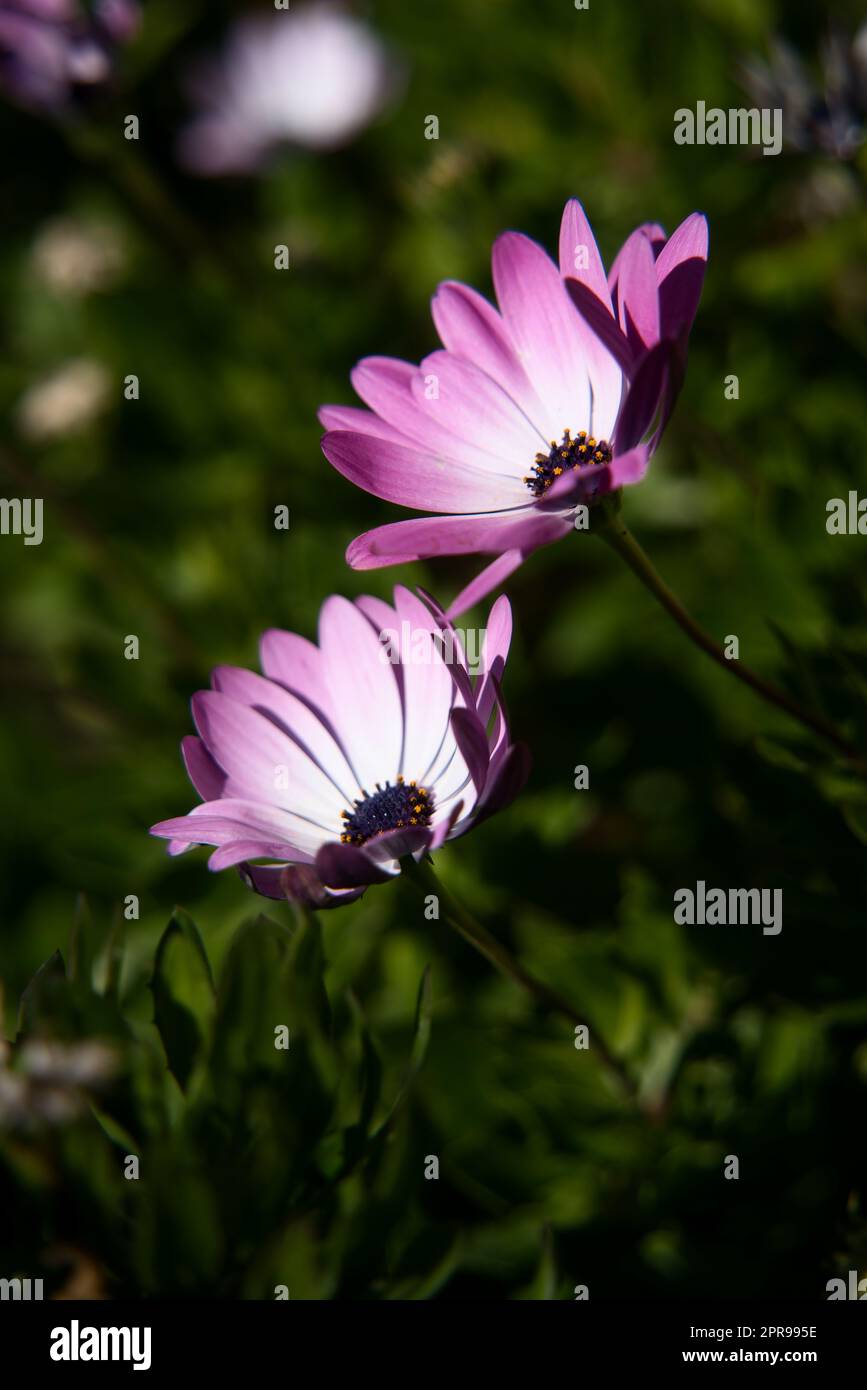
[346,508,573,568]
[318,403,409,444]
[558,197,613,310]
[656,213,708,342]
[412,349,546,464]
[612,228,661,351]
[608,222,667,292]
[492,231,591,436]
[445,549,527,621]
[430,279,555,436]
[259,629,333,719]
[613,341,672,452]
[391,585,457,780]
[476,594,512,725]
[191,691,341,828]
[318,594,403,790]
[208,841,300,871]
[322,429,525,513]
[315,840,399,888]
[351,356,521,476]
[211,665,359,802]
[450,707,490,797]
[181,734,225,801]
[564,279,635,375]
[153,798,332,857]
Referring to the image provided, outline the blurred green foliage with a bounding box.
[2,0,867,1298]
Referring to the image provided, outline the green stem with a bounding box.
[404,856,637,1103]
[599,516,866,773]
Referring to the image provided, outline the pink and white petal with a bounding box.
[318,595,403,790]
[450,707,490,797]
[492,231,591,433]
[608,222,667,294]
[347,508,573,569]
[318,403,410,444]
[614,229,661,351]
[181,734,225,801]
[429,799,464,849]
[656,212,709,281]
[413,587,476,710]
[322,430,525,513]
[259,629,333,718]
[392,585,456,780]
[412,349,547,462]
[559,197,613,308]
[209,841,299,871]
[425,717,477,805]
[152,799,331,858]
[349,356,422,438]
[613,341,672,453]
[354,593,398,635]
[656,213,709,341]
[211,665,359,803]
[350,356,521,476]
[191,691,343,828]
[564,278,635,376]
[353,593,406,707]
[431,280,556,437]
[476,594,512,725]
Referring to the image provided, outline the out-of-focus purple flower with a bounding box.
[150,587,528,906]
[0,0,140,112]
[319,198,708,618]
[178,2,400,175]
[740,27,867,160]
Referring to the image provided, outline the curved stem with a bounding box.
[404,856,638,1104]
[599,517,866,773]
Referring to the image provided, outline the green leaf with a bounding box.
[150,910,215,1091]
[17,950,67,1037]
[335,990,384,1173]
[374,965,433,1136]
[68,893,93,988]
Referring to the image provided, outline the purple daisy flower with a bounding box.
[150,586,528,908]
[320,198,708,617]
[0,0,139,113]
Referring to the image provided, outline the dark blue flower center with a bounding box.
[524,429,613,497]
[340,777,434,846]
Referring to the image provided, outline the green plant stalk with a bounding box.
[404,855,637,1103]
[598,514,866,772]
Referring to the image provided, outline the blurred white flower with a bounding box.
[30,215,126,296]
[178,2,402,175]
[20,1039,117,1086]
[0,1038,118,1132]
[16,357,111,441]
